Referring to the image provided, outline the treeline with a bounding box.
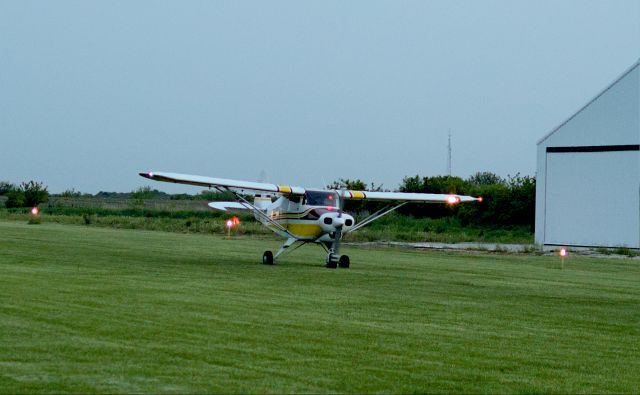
[0,183,236,206]
[0,181,49,208]
[332,172,536,230]
[2,172,536,230]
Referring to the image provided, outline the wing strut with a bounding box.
[347,202,407,233]
[219,187,298,239]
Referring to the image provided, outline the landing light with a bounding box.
[147,171,154,178]
[446,195,459,204]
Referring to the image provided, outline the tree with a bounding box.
[4,181,49,208]
[0,181,16,196]
[467,171,505,186]
[399,175,470,218]
[61,188,82,198]
[22,181,49,207]
[130,186,156,200]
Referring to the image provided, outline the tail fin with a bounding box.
[253,194,273,210]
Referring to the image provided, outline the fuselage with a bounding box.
[255,191,355,242]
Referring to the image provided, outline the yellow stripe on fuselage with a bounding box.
[285,223,323,237]
[267,222,323,238]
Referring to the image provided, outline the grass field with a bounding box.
[1,220,639,393]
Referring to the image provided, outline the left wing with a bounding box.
[339,190,481,204]
[139,171,306,195]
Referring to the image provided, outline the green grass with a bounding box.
[1,220,639,393]
[0,209,533,244]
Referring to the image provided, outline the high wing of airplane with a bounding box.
[139,171,482,268]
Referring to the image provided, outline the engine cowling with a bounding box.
[319,212,355,233]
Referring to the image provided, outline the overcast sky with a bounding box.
[1,1,639,193]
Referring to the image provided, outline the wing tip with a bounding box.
[139,171,154,179]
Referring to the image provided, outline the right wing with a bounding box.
[139,171,306,195]
[340,190,481,204]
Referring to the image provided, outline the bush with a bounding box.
[27,215,42,225]
[5,190,25,208]
[396,172,535,230]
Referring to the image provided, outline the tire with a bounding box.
[338,255,350,268]
[325,254,338,269]
[262,251,274,265]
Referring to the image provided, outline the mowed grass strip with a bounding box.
[0,220,639,393]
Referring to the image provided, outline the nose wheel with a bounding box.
[326,253,349,269]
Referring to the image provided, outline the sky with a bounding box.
[1,1,639,194]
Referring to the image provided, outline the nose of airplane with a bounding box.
[319,212,356,233]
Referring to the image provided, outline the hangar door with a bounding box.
[544,147,639,248]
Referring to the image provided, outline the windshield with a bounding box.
[304,191,338,207]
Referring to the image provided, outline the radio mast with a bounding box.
[447,130,452,177]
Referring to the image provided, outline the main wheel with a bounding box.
[262,250,274,265]
[338,255,350,268]
[325,253,338,269]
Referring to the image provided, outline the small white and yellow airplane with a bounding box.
[139,171,481,268]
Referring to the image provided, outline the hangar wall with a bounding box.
[535,60,640,248]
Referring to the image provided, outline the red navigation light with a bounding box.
[31,207,39,216]
[478,196,483,203]
[446,195,459,205]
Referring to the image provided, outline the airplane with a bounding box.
[139,171,482,268]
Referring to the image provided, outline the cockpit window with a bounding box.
[304,191,338,207]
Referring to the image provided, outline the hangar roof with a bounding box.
[538,58,640,145]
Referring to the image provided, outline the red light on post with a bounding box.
[559,248,568,257]
[226,219,233,228]
[31,207,39,216]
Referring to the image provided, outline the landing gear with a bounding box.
[338,255,350,268]
[325,253,338,269]
[262,251,273,265]
[325,253,349,269]
[324,226,350,269]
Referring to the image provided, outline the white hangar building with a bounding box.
[536,59,640,248]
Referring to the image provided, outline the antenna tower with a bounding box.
[447,130,452,177]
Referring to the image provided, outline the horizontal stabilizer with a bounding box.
[207,201,253,212]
